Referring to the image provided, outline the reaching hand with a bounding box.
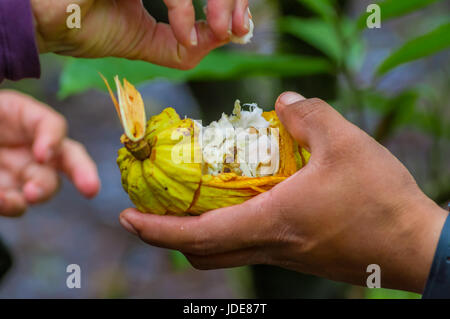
[0,90,100,217]
[119,91,448,293]
[31,0,251,69]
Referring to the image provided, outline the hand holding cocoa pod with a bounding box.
[119,91,448,294]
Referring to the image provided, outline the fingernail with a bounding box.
[278,92,306,106]
[244,7,250,31]
[190,27,198,46]
[120,217,138,236]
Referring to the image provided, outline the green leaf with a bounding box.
[376,23,450,76]
[279,17,342,62]
[297,0,336,20]
[365,288,421,299]
[409,109,450,140]
[169,250,191,271]
[363,89,450,140]
[59,51,332,98]
[357,0,443,29]
[339,18,366,71]
[373,90,419,141]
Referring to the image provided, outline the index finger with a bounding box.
[58,139,100,199]
[120,191,277,255]
[163,0,197,47]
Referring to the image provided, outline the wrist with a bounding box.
[393,198,448,293]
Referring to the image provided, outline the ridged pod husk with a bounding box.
[102,75,310,216]
[117,107,310,216]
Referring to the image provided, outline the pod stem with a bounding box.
[121,135,151,161]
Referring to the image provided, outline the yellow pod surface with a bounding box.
[117,107,310,216]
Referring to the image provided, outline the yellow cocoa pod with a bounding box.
[102,75,310,216]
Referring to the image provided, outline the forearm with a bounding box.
[0,0,40,82]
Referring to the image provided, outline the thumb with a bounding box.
[275,92,348,153]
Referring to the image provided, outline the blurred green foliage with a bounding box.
[169,250,191,271]
[356,0,443,29]
[58,0,450,299]
[279,16,344,62]
[376,23,450,75]
[365,288,421,299]
[59,52,331,98]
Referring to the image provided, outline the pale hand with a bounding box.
[32,0,251,69]
[0,90,100,217]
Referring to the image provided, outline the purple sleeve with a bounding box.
[0,0,41,82]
